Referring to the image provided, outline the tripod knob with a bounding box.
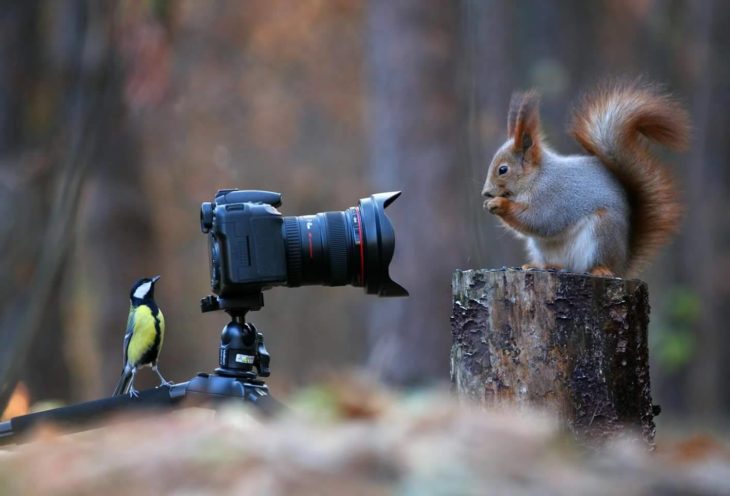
[200,295,220,313]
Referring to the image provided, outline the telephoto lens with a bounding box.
[283,192,408,296]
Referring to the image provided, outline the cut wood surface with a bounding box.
[451,268,657,445]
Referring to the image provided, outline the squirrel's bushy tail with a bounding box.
[570,80,690,276]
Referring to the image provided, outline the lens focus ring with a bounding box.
[324,212,348,285]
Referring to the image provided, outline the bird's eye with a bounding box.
[498,165,509,175]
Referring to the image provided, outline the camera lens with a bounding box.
[282,192,408,296]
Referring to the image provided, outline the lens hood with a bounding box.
[358,192,408,297]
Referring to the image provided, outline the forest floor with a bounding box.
[0,377,728,495]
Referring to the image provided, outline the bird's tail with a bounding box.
[113,368,133,396]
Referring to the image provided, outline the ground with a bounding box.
[0,378,728,495]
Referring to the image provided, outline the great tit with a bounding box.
[113,275,170,397]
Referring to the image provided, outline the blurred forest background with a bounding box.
[0,0,727,426]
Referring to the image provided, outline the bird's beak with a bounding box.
[151,275,161,284]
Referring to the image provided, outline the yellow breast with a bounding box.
[127,305,165,366]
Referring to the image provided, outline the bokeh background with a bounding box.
[0,0,727,426]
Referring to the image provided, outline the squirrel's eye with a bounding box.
[498,165,509,175]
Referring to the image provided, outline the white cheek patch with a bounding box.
[133,281,152,299]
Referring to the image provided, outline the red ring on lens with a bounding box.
[355,206,365,285]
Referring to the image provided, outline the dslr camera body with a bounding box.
[200,190,287,298]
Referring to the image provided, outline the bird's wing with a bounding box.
[157,308,165,350]
[123,304,135,366]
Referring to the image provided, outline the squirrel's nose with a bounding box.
[482,189,495,198]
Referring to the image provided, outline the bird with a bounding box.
[113,275,170,397]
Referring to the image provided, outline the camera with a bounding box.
[200,189,407,310]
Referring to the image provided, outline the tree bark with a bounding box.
[451,268,657,446]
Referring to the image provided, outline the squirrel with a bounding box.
[481,80,689,278]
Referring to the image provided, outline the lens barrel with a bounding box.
[282,211,356,288]
[283,192,407,296]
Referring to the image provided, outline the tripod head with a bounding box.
[200,292,271,381]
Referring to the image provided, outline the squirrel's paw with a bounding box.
[485,197,510,215]
[589,265,614,277]
[544,264,564,271]
[522,263,563,271]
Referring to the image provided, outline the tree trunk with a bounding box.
[0,0,111,407]
[365,0,467,386]
[683,0,721,419]
[451,268,657,446]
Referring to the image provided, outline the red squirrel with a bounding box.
[482,81,689,277]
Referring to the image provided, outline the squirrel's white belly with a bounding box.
[526,214,600,273]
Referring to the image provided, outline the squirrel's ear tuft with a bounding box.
[512,90,541,163]
[507,92,523,136]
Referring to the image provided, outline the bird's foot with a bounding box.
[128,387,140,398]
[156,380,174,388]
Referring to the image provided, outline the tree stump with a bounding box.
[450,268,657,446]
